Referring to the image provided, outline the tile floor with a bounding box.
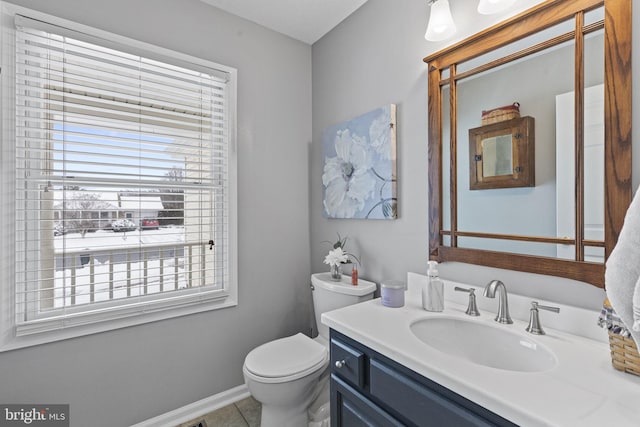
[178,396,261,427]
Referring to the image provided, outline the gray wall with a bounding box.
[311,0,639,310]
[0,1,312,426]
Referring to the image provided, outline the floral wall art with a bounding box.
[322,104,397,219]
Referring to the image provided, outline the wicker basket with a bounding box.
[481,102,520,125]
[608,330,640,376]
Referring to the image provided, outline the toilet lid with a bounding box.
[244,333,328,379]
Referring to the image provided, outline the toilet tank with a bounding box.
[311,272,377,340]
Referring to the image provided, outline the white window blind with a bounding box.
[14,15,232,334]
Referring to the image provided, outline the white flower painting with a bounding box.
[322,105,397,219]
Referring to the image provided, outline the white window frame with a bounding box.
[0,4,238,352]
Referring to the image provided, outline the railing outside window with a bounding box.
[51,240,210,309]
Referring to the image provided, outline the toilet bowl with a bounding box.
[243,333,329,427]
[242,273,377,427]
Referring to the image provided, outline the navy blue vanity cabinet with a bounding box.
[329,329,518,427]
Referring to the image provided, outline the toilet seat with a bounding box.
[244,333,328,384]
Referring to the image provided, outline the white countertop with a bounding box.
[321,272,640,426]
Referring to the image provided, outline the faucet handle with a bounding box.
[534,301,560,313]
[526,301,560,335]
[454,287,481,317]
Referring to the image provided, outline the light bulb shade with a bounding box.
[425,0,457,42]
[477,0,517,15]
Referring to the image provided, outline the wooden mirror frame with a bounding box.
[424,0,631,288]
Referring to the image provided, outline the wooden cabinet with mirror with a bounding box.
[424,0,631,287]
[469,116,535,190]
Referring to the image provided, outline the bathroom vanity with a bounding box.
[322,273,640,426]
[330,330,516,426]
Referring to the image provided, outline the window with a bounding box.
[1,9,237,348]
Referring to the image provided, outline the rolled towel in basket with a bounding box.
[605,187,640,347]
[599,298,632,336]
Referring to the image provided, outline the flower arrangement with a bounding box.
[323,233,360,268]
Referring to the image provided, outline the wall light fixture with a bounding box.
[425,0,456,42]
[425,0,519,42]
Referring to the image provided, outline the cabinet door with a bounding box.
[331,374,403,427]
[370,359,497,427]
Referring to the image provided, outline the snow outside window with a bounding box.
[2,11,237,345]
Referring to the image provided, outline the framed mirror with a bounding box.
[424,0,631,288]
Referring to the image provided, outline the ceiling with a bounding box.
[199,0,370,45]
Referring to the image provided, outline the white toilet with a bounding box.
[243,272,377,427]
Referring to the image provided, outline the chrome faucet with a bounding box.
[483,280,513,324]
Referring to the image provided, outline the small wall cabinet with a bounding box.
[468,116,535,190]
[330,329,517,427]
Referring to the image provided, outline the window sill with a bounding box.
[0,292,237,353]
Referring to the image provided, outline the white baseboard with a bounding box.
[130,384,250,427]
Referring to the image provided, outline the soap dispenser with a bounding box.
[423,261,444,312]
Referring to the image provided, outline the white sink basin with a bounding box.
[410,317,557,373]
